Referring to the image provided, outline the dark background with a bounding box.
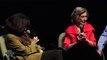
[0,0,107,50]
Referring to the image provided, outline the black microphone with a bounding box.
[78,25,85,41]
[79,24,84,33]
[25,28,37,39]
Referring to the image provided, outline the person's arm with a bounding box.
[97,36,106,56]
[6,34,41,54]
[64,33,78,50]
[31,36,44,52]
[76,32,96,47]
[65,41,78,50]
[84,32,96,47]
[97,26,107,55]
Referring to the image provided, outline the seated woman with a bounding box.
[4,13,63,60]
[63,6,98,60]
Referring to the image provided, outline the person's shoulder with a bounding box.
[7,33,16,37]
[65,24,78,34]
[85,22,93,27]
[104,25,107,29]
[85,22,95,31]
[102,25,107,32]
[6,33,20,41]
[66,24,76,30]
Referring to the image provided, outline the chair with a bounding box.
[58,32,66,49]
[0,36,10,60]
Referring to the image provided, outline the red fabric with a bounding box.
[64,22,96,48]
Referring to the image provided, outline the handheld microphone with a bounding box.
[25,28,37,39]
[78,25,85,41]
[79,24,84,33]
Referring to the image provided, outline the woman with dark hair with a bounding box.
[4,13,63,60]
[63,7,98,60]
[5,13,43,60]
[5,13,30,35]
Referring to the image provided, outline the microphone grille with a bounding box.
[79,25,83,28]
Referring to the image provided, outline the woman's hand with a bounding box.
[31,36,39,44]
[77,32,95,46]
[77,32,86,41]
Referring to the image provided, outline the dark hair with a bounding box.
[5,13,30,36]
[71,6,89,24]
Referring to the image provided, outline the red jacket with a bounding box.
[64,22,96,48]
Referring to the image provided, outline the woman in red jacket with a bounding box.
[63,6,98,60]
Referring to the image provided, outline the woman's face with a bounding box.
[76,12,88,25]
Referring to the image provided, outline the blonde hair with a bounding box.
[71,6,89,24]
